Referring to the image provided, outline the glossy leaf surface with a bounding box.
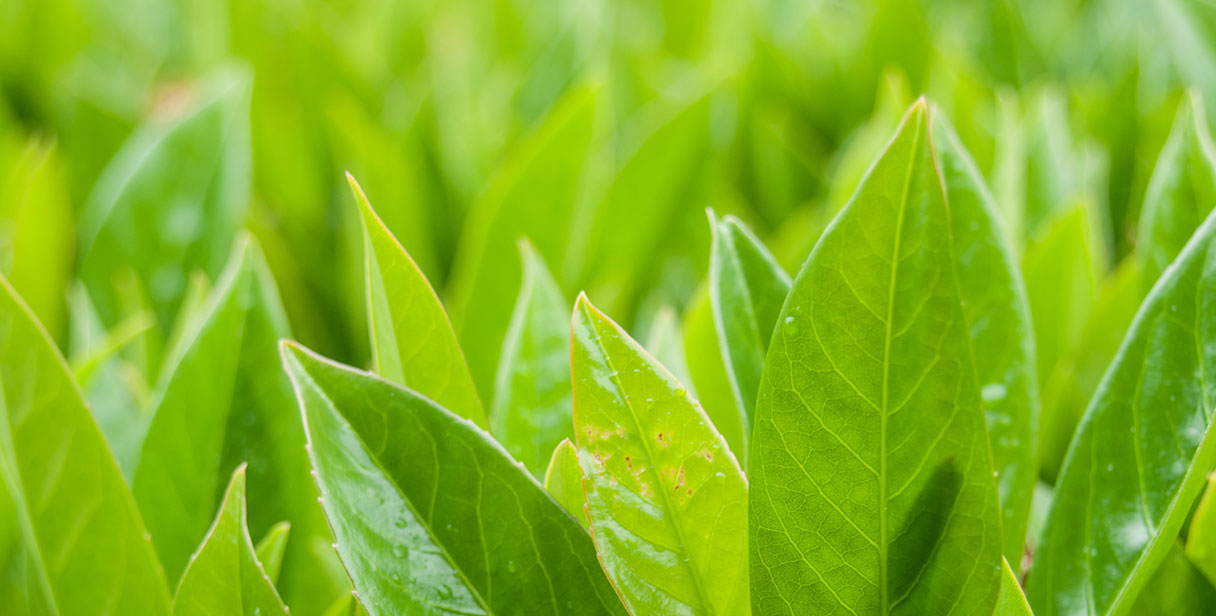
[283,342,626,615]
[0,275,171,615]
[351,174,488,429]
[749,102,1002,615]
[932,113,1039,567]
[571,294,748,615]
[489,240,573,478]
[707,210,791,463]
[1026,209,1216,615]
[172,465,289,616]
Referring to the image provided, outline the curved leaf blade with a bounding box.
[749,101,1002,615]
[283,342,626,616]
[572,294,748,615]
[0,275,171,615]
[350,174,488,429]
[932,112,1039,568]
[172,465,288,616]
[1026,207,1216,615]
[996,559,1032,616]
[1137,91,1216,286]
[489,240,572,478]
[707,210,791,465]
[132,237,332,607]
[544,439,589,529]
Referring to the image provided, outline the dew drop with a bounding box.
[437,584,453,599]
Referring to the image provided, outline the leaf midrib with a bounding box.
[588,314,718,614]
[879,115,923,614]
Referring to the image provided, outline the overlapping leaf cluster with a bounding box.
[7,0,1216,614]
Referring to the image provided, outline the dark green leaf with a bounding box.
[1026,208,1216,614]
[707,210,791,466]
[282,342,626,615]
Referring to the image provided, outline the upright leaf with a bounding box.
[683,287,747,460]
[1190,478,1216,586]
[255,522,291,586]
[1137,91,1216,286]
[571,294,748,615]
[78,67,252,335]
[172,465,289,616]
[707,210,792,463]
[0,275,171,614]
[749,101,1002,615]
[932,113,1039,568]
[544,439,589,528]
[450,86,599,401]
[490,240,572,478]
[350,174,488,429]
[644,306,694,389]
[282,343,626,615]
[995,559,1032,616]
[132,237,333,610]
[1129,543,1216,615]
[1026,208,1216,615]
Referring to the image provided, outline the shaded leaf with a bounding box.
[1129,543,1216,615]
[682,287,747,461]
[489,240,573,478]
[282,342,626,615]
[707,210,791,465]
[255,522,292,586]
[571,293,748,615]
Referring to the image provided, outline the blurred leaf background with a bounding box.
[3,0,1216,608]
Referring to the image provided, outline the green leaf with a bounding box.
[706,210,792,465]
[749,101,1002,614]
[544,439,589,529]
[1022,201,1099,387]
[172,465,289,616]
[489,239,573,478]
[1039,259,1142,482]
[1137,91,1216,287]
[683,286,748,461]
[571,293,748,615]
[931,112,1039,568]
[131,237,333,610]
[1129,543,1216,615]
[643,305,694,390]
[0,137,73,343]
[0,274,171,614]
[282,342,626,615]
[255,522,292,586]
[78,67,252,336]
[449,86,600,401]
[995,558,1032,616]
[1188,477,1216,587]
[1026,208,1216,615]
[349,174,488,429]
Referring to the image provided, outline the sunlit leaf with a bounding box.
[255,522,291,586]
[749,101,1002,614]
[544,439,589,528]
[282,342,626,615]
[572,293,748,614]
[349,174,488,429]
[0,274,171,614]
